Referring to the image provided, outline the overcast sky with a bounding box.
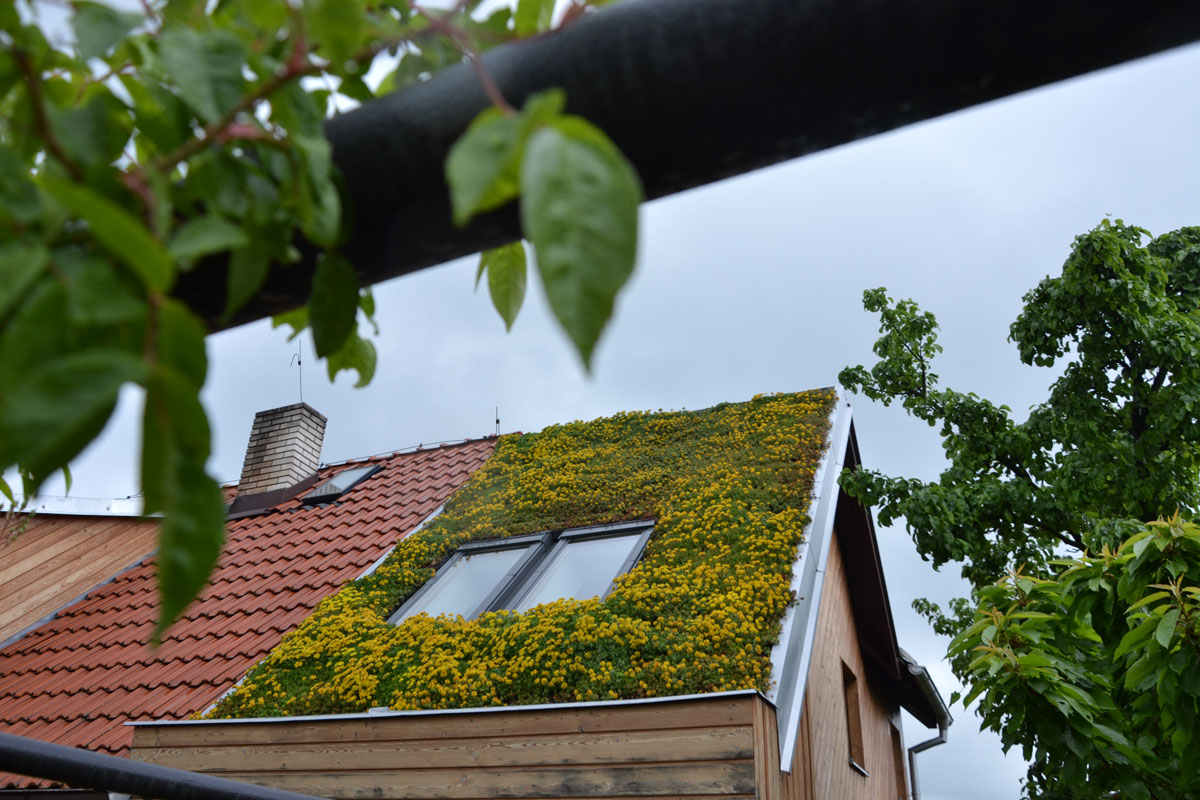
[31,39,1200,800]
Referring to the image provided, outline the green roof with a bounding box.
[211,389,836,718]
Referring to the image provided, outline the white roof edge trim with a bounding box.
[14,496,146,517]
[128,689,769,727]
[766,390,853,774]
[357,503,446,580]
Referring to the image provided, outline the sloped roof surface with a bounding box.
[0,438,494,788]
[0,515,158,644]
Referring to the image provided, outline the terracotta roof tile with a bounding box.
[0,437,494,788]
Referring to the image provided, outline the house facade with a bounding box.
[1,390,948,799]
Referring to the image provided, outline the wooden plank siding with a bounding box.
[786,529,907,800]
[133,695,767,800]
[131,525,914,800]
[0,515,158,642]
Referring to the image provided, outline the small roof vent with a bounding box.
[302,465,381,504]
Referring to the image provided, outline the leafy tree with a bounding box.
[0,0,638,640]
[840,220,1200,797]
[952,517,1200,799]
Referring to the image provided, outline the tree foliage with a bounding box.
[840,220,1200,588]
[952,517,1200,799]
[0,0,638,640]
[840,220,1200,797]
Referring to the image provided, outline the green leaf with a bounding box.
[1155,607,1180,648]
[168,215,250,261]
[514,0,555,34]
[1124,653,1158,690]
[272,306,309,341]
[0,350,145,491]
[0,145,42,223]
[325,331,376,388]
[1126,590,1172,612]
[41,177,173,292]
[158,27,246,124]
[304,0,363,65]
[58,249,144,325]
[446,110,520,226]
[224,241,271,322]
[158,299,208,389]
[141,365,222,643]
[1115,614,1159,659]
[521,118,641,368]
[153,460,225,643]
[475,255,487,290]
[73,2,143,60]
[445,89,565,226]
[1092,722,1131,749]
[309,252,359,358]
[482,241,527,331]
[48,108,120,173]
[0,241,49,320]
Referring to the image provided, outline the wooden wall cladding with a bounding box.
[0,515,157,643]
[790,530,907,800]
[133,694,773,800]
[132,525,913,800]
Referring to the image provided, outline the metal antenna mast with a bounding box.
[290,344,304,403]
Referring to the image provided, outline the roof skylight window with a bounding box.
[301,464,380,504]
[389,521,654,624]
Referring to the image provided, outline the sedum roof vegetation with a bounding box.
[210,389,836,718]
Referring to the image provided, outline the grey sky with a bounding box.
[37,40,1200,800]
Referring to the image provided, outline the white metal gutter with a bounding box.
[765,391,853,773]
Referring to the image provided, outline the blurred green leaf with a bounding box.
[73,3,144,61]
[304,0,364,65]
[309,251,358,357]
[158,27,246,124]
[0,241,49,320]
[168,215,250,261]
[446,89,565,226]
[482,241,526,331]
[143,367,222,644]
[520,117,641,368]
[58,249,144,325]
[0,145,42,223]
[158,299,208,389]
[514,0,555,34]
[325,330,376,387]
[0,350,145,491]
[42,177,174,292]
[224,241,271,322]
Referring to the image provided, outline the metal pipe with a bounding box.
[174,0,1200,330]
[902,658,952,800]
[0,732,324,800]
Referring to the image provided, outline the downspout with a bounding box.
[904,660,952,800]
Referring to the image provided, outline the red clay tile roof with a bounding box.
[0,438,495,788]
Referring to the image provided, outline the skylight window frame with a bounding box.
[389,520,655,625]
[388,531,553,624]
[300,464,382,505]
[509,520,655,612]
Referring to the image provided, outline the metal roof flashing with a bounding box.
[128,689,770,728]
[766,392,853,773]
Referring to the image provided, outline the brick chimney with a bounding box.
[235,403,327,497]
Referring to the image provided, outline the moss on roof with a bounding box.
[210,389,836,718]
